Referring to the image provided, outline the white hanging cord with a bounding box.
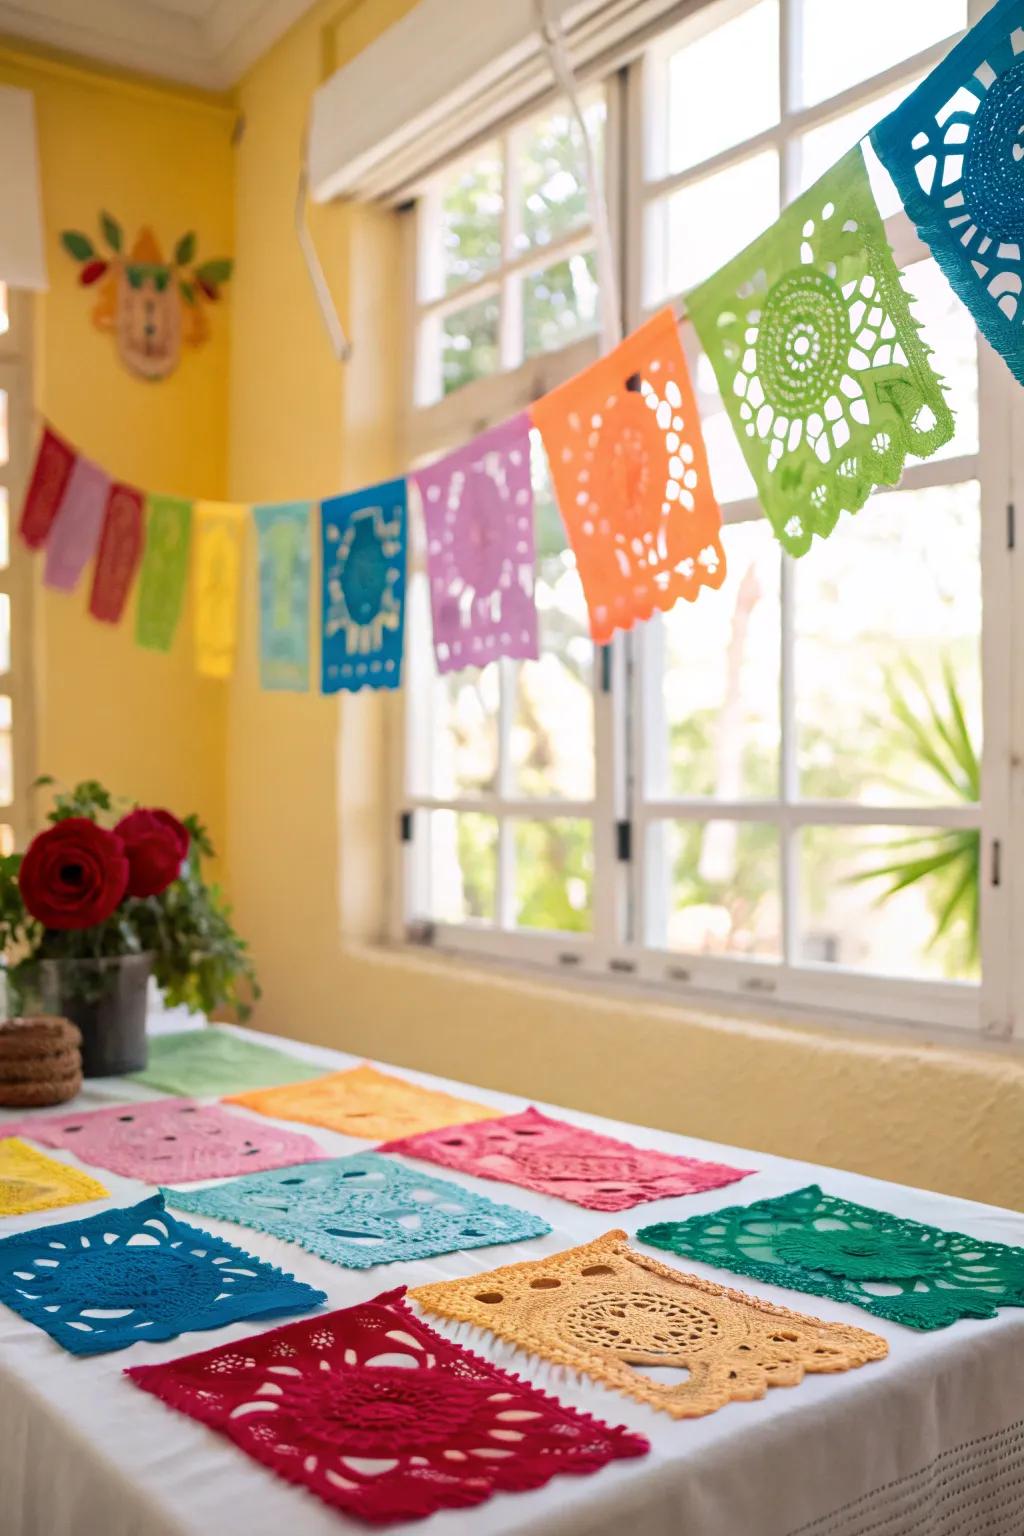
[534,0,622,350]
[295,119,353,364]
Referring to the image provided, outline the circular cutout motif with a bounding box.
[51,1244,224,1315]
[561,1289,721,1356]
[962,60,1024,243]
[277,1366,481,1451]
[449,469,506,598]
[774,1225,949,1281]
[757,269,850,416]
[340,518,388,627]
[590,395,665,536]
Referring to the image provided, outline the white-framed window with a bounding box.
[396,0,1017,1040]
[0,283,34,854]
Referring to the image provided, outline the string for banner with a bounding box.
[296,119,353,364]
[534,0,622,352]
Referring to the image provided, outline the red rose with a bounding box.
[114,808,190,898]
[18,818,129,930]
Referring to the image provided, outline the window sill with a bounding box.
[346,933,1020,1061]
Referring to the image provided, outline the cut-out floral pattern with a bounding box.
[531,307,725,642]
[0,1193,323,1354]
[321,482,407,693]
[411,1230,887,1419]
[382,1104,751,1212]
[688,146,953,556]
[872,0,1024,386]
[126,1286,649,1522]
[2,1098,326,1183]
[165,1152,550,1268]
[639,1183,1024,1331]
[412,413,539,672]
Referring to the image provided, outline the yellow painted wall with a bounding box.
[223,1,1024,1212]
[11,8,1023,1212]
[0,46,234,851]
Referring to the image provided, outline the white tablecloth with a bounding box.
[2,1022,1023,1536]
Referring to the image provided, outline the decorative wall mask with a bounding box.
[61,213,232,381]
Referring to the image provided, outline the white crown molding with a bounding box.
[0,0,318,89]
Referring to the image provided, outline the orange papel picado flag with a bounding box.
[530,306,726,643]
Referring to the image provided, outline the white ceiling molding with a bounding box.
[0,0,319,90]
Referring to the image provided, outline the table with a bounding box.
[2,1021,1023,1536]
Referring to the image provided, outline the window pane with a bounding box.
[516,96,604,251]
[407,568,499,798]
[0,283,8,337]
[799,823,979,982]
[0,695,11,806]
[648,151,779,302]
[904,258,978,459]
[512,436,594,799]
[795,482,981,807]
[0,488,8,569]
[437,145,502,296]
[0,390,7,467]
[654,519,781,799]
[691,341,758,503]
[442,296,499,396]
[797,80,919,217]
[661,0,779,176]
[0,594,10,675]
[427,811,497,923]
[653,818,781,958]
[432,668,499,796]
[796,0,966,108]
[522,250,599,358]
[0,826,12,857]
[514,818,593,932]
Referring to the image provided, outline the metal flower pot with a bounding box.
[37,953,152,1077]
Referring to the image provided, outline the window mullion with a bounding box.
[499,133,523,374]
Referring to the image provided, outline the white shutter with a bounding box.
[309,0,701,204]
[0,88,47,291]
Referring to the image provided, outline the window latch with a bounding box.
[615,819,632,862]
[399,810,414,844]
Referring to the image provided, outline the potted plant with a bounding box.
[0,779,259,1076]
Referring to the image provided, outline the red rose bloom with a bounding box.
[19,818,129,931]
[114,808,190,898]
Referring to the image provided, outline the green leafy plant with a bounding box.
[0,778,259,1020]
[851,662,980,969]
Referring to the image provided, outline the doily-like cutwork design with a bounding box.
[164,1152,550,1269]
[3,1097,326,1183]
[126,1286,649,1522]
[0,1193,324,1355]
[0,1137,108,1217]
[412,413,539,673]
[411,1230,887,1419]
[872,0,1024,386]
[381,1104,752,1212]
[226,1062,502,1141]
[638,1184,1024,1331]
[321,480,406,694]
[530,307,726,643]
[689,147,954,557]
[131,1028,328,1099]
